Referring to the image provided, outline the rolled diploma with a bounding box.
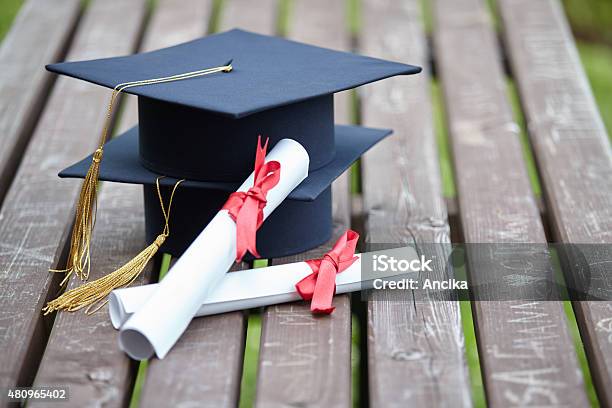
[109,247,419,329]
[118,139,309,360]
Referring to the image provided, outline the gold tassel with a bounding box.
[54,148,103,284]
[44,177,184,315]
[51,63,233,282]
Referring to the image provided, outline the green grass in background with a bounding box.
[206,0,224,34]
[452,256,487,408]
[563,297,600,407]
[550,249,600,407]
[276,0,291,37]
[506,81,542,196]
[128,361,149,408]
[0,0,22,39]
[348,0,361,36]
[578,41,612,136]
[563,0,612,45]
[239,313,262,408]
[460,300,486,408]
[128,253,172,408]
[351,314,361,407]
[431,80,456,197]
[239,259,267,408]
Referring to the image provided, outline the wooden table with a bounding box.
[0,0,610,406]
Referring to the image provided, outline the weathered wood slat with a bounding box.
[0,0,147,398]
[256,262,351,408]
[31,0,211,406]
[33,185,148,407]
[142,266,247,408]
[219,0,278,34]
[133,2,248,407]
[433,0,590,406]
[498,0,612,405]
[359,0,472,406]
[0,0,82,204]
[253,1,353,406]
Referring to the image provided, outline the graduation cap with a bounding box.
[44,29,420,313]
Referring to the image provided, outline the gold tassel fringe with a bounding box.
[44,177,184,315]
[43,235,166,315]
[52,148,103,284]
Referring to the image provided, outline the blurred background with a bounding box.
[563,0,612,135]
[1,0,610,134]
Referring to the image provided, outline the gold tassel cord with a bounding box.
[43,177,185,315]
[52,63,233,282]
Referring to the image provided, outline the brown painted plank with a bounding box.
[0,0,147,398]
[253,1,353,406]
[133,2,247,407]
[498,0,612,405]
[0,0,82,205]
[359,0,472,406]
[219,0,278,34]
[433,0,590,406]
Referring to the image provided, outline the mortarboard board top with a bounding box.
[47,29,421,118]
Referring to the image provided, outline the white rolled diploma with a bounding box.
[118,139,309,360]
[109,248,420,329]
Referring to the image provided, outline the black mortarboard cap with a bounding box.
[47,29,421,258]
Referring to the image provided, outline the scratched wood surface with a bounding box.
[2,0,612,405]
[498,0,612,405]
[33,185,148,407]
[0,0,147,399]
[359,0,472,406]
[134,2,248,407]
[142,299,247,408]
[433,0,589,406]
[30,1,212,406]
[0,0,81,205]
[252,1,353,406]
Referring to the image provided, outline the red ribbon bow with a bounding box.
[295,230,360,314]
[222,136,281,262]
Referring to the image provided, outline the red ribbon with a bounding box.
[295,230,360,314]
[222,136,281,262]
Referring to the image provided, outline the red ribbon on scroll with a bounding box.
[222,136,281,262]
[295,230,360,314]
